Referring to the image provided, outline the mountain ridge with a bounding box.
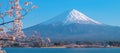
[40,9,102,25]
[23,9,120,41]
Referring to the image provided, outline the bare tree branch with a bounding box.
[0,20,14,25]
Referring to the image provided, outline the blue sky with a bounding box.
[1,0,120,28]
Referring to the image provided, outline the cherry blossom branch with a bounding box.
[0,20,14,25]
[0,0,37,39]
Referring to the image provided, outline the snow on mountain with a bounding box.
[23,9,120,41]
[42,9,102,25]
[64,9,102,24]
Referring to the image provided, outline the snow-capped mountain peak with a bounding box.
[42,9,102,25]
[64,9,102,25]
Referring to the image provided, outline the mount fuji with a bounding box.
[42,9,102,25]
[23,9,120,41]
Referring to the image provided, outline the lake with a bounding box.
[3,48,120,53]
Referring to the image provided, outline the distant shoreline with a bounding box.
[3,46,120,48]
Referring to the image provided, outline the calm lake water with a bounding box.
[3,48,120,53]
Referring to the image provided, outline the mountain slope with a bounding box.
[41,9,102,25]
[23,9,120,41]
